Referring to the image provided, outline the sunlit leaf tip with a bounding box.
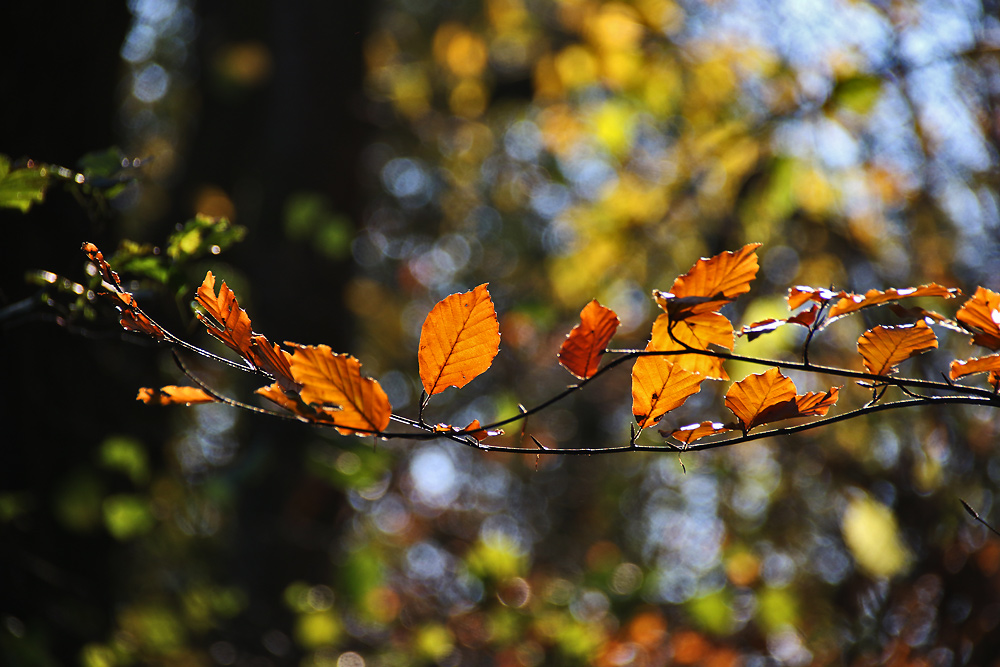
[137,385,216,406]
[558,299,620,379]
[857,321,937,376]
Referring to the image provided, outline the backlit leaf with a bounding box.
[558,300,620,379]
[827,284,960,321]
[0,155,49,212]
[250,334,300,393]
[258,343,392,436]
[857,321,938,376]
[956,286,1000,350]
[725,368,840,432]
[787,286,845,310]
[665,421,731,445]
[433,419,503,441]
[949,354,1000,381]
[195,271,254,361]
[84,242,167,340]
[655,243,761,318]
[631,357,706,431]
[738,306,817,341]
[137,386,216,405]
[418,284,500,396]
[646,311,732,379]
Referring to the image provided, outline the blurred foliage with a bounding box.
[5,0,1000,666]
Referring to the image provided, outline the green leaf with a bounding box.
[0,155,50,212]
[166,214,247,261]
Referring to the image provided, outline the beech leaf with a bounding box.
[646,311,733,379]
[827,284,960,321]
[257,343,392,436]
[558,300,620,379]
[433,419,503,441]
[655,243,761,318]
[787,286,845,310]
[418,284,500,396]
[956,286,1000,350]
[950,354,1000,381]
[195,271,254,361]
[857,321,938,376]
[84,243,167,340]
[631,357,706,431]
[725,368,840,432]
[137,385,216,406]
[664,421,731,445]
[250,334,300,393]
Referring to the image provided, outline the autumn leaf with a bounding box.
[137,385,216,405]
[857,321,938,376]
[827,284,960,321]
[433,419,503,441]
[787,286,845,310]
[257,343,392,435]
[654,243,762,319]
[418,284,500,396]
[956,286,1000,350]
[725,368,840,432]
[84,242,167,340]
[631,356,706,430]
[646,311,732,379]
[738,306,818,342]
[250,334,300,393]
[558,300,620,379]
[195,271,254,360]
[664,421,731,445]
[949,354,1000,381]
[82,241,123,289]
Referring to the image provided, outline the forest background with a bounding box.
[3,0,1000,665]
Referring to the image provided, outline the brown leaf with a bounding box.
[828,284,960,321]
[950,354,1000,381]
[82,242,122,289]
[137,385,216,406]
[433,419,503,441]
[257,343,392,435]
[631,357,706,430]
[737,306,818,342]
[956,286,1000,350]
[724,369,840,432]
[558,300,620,379]
[250,335,300,393]
[665,421,731,445]
[195,271,255,361]
[104,291,167,339]
[418,284,500,396]
[857,321,938,376]
[654,244,762,319]
[646,311,733,379]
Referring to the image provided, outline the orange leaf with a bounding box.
[665,421,731,445]
[104,291,167,339]
[82,242,123,289]
[137,385,216,405]
[787,286,844,310]
[646,311,733,379]
[956,286,1000,350]
[258,343,392,435]
[558,300,620,379]
[631,356,706,430]
[195,271,254,361]
[418,284,500,396]
[433,419,503,441]
[724,369,838,432]
[655,243,761,318]
[738,306,819,342]
[857,321,938,376]
[250,334,300,393]
[950,354,1000,380]
[827,284,960,321]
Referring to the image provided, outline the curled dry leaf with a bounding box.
[257,343,392,436]
[82,242,122,288]
[725,368,840,432]
[646,311,732,379]
[631,356,706,431]
[137,385,216,406]
[665,421,731,445]
[949,354,1000,381]
[84,243,167,339]
[558,300,620,379]
[787,286,845,310]
[857,321,938,376]
[956,286,1000,350]
[418,283,500,396]
[827,284,960,321]
[195,271,255,360]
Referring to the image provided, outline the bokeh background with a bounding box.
[4,0,1000,665]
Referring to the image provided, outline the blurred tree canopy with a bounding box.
[3,0,1000,666]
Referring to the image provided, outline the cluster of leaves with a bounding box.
[85,241,1000,454]
[0,148,138,213]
